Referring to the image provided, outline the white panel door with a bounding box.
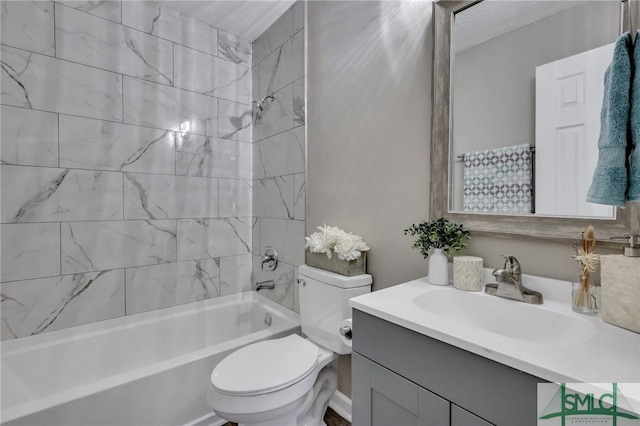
[535,43,615,218]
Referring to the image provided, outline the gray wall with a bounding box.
[0,0,254,340]
[307,0,433,290]
[307,0,433,395]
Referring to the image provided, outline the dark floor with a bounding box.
[324,407,351,426]
[222,407,351,426]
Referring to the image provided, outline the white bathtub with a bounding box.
[1,292,300,426]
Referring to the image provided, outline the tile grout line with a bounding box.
[1,42,252,107]
[0,162,254,180]
[121,73,124,123]
[59,222,62,277]
[0,105,241,141]
[55,1,242,66]
[52,1,57,59]
[57,113,60,168]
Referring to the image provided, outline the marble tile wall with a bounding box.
[252,1,306,313]
[0,0,254,340]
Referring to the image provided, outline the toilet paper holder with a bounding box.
[339,325,352,341]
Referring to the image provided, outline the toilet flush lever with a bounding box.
[339,325,352,341]
[261,246,278,271]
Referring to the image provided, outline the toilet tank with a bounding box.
[298,265,372,354]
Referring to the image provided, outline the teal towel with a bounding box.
[587,32,632,208]
[629,31,640,201]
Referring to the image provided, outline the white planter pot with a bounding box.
[429,248,449,286]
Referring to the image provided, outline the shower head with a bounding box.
[252,94,275,112]
[252,94,275,122]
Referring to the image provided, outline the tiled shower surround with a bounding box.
[0,0,306,340]
[251,1,306,312]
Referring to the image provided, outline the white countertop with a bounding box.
[349,273,640,385]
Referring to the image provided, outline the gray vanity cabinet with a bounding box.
[353,352,450,426]
[352,310,545,426]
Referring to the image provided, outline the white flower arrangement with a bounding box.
[304,225,370,261]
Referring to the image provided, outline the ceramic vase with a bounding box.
[429,248,449,286]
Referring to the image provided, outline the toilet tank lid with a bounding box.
[299,265,372,288]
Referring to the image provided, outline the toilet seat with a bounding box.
[211,335,319,396]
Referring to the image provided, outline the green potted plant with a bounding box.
[404,218,471,285]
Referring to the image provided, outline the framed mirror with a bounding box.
[431,0,640,242]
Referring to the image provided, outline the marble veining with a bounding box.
[1,45,123,121]
[253,7,293,66]
[1,106,58,167]
[253,85,293,142]
[0,1,55,56]
[0,0,307,335]
[1,166,123,223]
[1,270,125,340]
[257,31,304,100]
[123,77,218,137]
[252,256,295,310]
[293,174,306,220]
[257,218,305,265]
[59,115,176,174]
[293,77,305,126]
[252,216,260,256]
[1,223,60,282]
[219,254,253,296]
[55,4,174,85]
[58,0,122,23]
[254,125,305,178]
[124,173,219,219]
[174,45,250,104]
[125,259,220,314]
[255,176,294,219]
[62,220,177,274]
[218,31,251,66]
[185,137,253,179]
[177,217,251,260]
[218,99,252,142]
[122,1,218,57]
[176,134,214,177]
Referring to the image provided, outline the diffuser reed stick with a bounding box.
[572,226,600,312]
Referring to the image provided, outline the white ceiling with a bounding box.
[454,1,580,52]
[158,1,297,42]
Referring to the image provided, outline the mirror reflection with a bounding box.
[450,0,619,219]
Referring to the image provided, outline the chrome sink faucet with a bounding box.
[485,256,543,304]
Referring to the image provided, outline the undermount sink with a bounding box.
[413,290,596,345]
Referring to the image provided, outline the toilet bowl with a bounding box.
[207,265,372,426]
[207,334,337,426]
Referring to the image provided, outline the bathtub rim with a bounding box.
[1,292,300,424]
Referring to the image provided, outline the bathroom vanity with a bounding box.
[352,310,541,425]
[350,275,640,426]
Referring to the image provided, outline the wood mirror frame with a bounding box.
[430,0,640,243]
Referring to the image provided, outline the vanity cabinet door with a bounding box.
[451,404,494,426]
[352,352,450,426]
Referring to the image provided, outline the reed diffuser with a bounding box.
[572,226,600,314]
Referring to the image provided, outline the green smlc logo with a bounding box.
[540,383,640,425]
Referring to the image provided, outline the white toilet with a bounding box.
[207,265,372,426]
